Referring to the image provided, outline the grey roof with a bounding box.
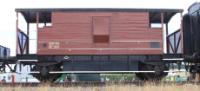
[15,8,183,23]
[188,2,200,14]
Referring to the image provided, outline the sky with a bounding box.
[0,0,199,56]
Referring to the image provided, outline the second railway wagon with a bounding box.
[15,8,182,81]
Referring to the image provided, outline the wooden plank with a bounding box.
[52,12,112,24]
[110,42,150,48]
[110,31,162,39]
[111,12,149,24]
[111,23,149,28]
[52,12,92,24]
[39,24,92,33]
[38,49,162,55]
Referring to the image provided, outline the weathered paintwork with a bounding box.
[38,12,163,55]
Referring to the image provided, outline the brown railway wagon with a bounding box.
[38,12,162,55]
[15,8,183,81]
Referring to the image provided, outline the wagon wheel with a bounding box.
[135,62,168,81]
[31,63,62,83]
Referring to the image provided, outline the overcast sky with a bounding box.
[0,0,199,56]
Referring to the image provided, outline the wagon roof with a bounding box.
[15,8,183,23]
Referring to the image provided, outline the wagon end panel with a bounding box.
[37,12,163,55]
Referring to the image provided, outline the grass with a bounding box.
[0,83,199,91]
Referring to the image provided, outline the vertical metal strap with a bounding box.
[16,12,19,54]
[161,12,164,53]
[36,12,39,54]
[27,12,30,54]
[180,12,184,53]
[166,23,170,53]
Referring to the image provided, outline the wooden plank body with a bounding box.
[38,12,163,55]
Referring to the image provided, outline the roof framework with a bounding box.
[15,8,183,23]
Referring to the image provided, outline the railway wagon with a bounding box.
[182,3,200,79]
[15,8,183,81]
[167,2,200,81]
[0,45,10,59]
[0,45,10,72]
[183,2,200,59]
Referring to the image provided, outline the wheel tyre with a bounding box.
[135,62,168,81]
